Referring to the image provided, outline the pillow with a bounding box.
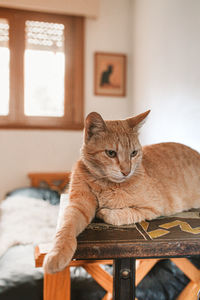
[6,187,60,205]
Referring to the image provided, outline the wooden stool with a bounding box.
[35,211,200,300]
[30,173,200,299]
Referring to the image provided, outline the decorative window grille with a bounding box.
[25,20,64,52]
[0,18,9,47]
[0,18,9,116]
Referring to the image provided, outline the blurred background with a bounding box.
[0,0,200,200]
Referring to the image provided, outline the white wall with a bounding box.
[85,0,132,119]
[132,0,200,151]
[0,0,132,199]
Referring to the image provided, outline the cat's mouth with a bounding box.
[108,176,129,183]
[108,171,135,183]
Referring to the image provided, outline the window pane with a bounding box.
[24,20,65,117]
[0,18,9,116]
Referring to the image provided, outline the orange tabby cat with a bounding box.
[43,110,200,273]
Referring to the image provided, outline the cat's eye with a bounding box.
[105,150,117,158]
[131,150,138,157]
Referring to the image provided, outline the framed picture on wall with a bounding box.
[94,52,126,97]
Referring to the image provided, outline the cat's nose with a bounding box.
[121,170,130,177]
[120,162,131,177]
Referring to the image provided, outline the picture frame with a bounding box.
[94,52,126,97]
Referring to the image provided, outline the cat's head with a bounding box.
[81,111,150,183]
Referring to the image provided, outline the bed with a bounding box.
[0,172,110,300]
[0,172,199,300]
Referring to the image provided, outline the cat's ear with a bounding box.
[126,110,150,130]
[84,112,107,142]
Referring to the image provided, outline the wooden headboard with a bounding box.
[28,172,71,193]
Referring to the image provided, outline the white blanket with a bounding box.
[0,196,59,257]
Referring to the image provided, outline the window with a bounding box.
[0,8,84,129]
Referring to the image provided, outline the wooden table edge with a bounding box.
[35,239,200,268]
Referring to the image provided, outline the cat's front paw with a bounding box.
[43,240,77,274]
[97,208,122,226]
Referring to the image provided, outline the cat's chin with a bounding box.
[108,177,127,183]
[108,173,134,183]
